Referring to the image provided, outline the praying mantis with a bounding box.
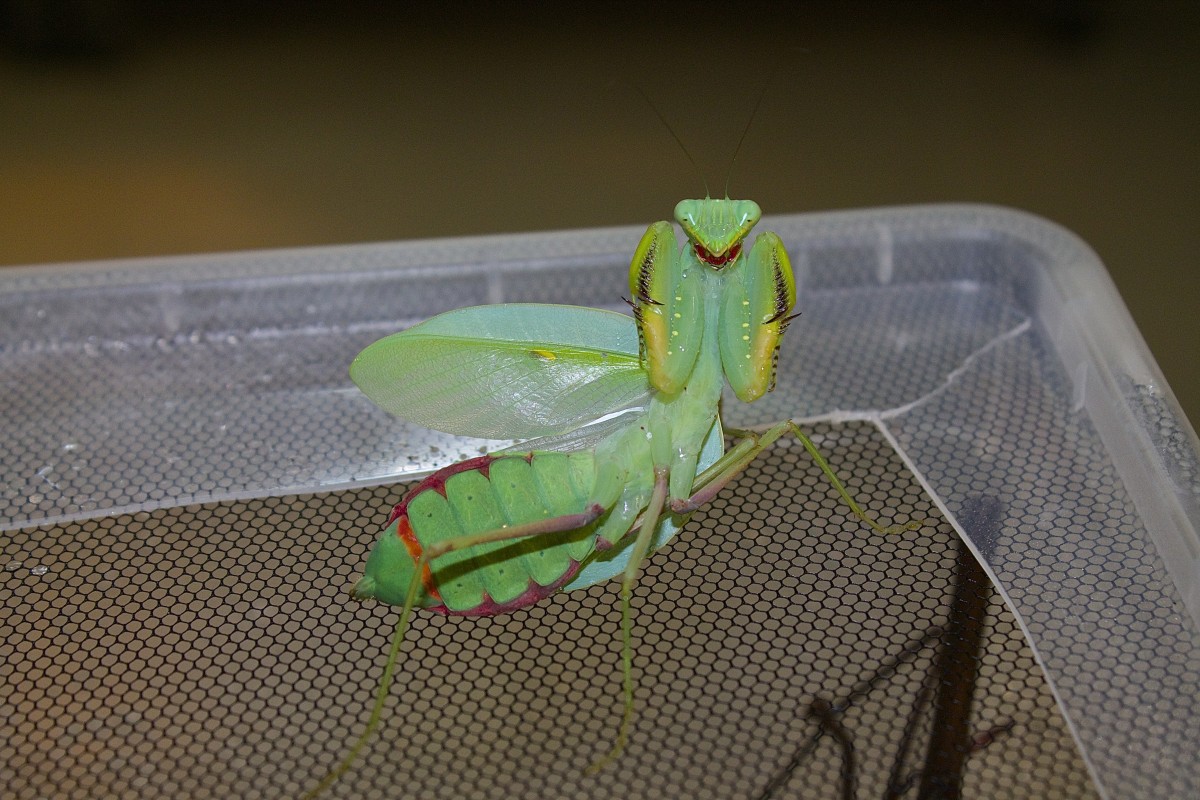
[303,198,922,797]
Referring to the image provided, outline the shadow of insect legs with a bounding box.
[757,495,1015,800]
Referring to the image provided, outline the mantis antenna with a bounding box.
[630,82,710,199]
[723,81,770,201]
[723,57,789,200]
[724,47,813,199]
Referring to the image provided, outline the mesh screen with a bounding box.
[2,422,1098,799]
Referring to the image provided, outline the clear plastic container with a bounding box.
[1,205,1196,799]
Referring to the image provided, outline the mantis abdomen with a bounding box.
[351,452,602,615]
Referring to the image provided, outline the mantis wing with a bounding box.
[496,407,647,455]
[350,303,651,440]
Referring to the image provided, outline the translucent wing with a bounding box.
[495,408,647,455]
[350,303,651,440]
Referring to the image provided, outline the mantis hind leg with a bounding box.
[587,466,670,774]
[303,505,605,800]
[674,420,926,535]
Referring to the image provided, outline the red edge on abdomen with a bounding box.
[381,456,498,604]
[383,453,582,615]
[425,559,583,617]
[386,455,498,527]
[392,515,441,604]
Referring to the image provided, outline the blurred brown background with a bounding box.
[1,0,1196,424]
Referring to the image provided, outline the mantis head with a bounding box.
[674,198,762,269]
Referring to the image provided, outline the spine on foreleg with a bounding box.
[351,452,600,616]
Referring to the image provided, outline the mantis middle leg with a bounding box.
[674,420,927,536]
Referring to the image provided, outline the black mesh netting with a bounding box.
[1,421,1097,799]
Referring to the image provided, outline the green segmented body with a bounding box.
[352,261,742,618]
[353,451,601,615]
[352,198,796,618]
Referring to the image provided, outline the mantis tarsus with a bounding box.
[304,198,923,797]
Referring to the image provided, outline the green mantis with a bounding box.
[303,198,921,797]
